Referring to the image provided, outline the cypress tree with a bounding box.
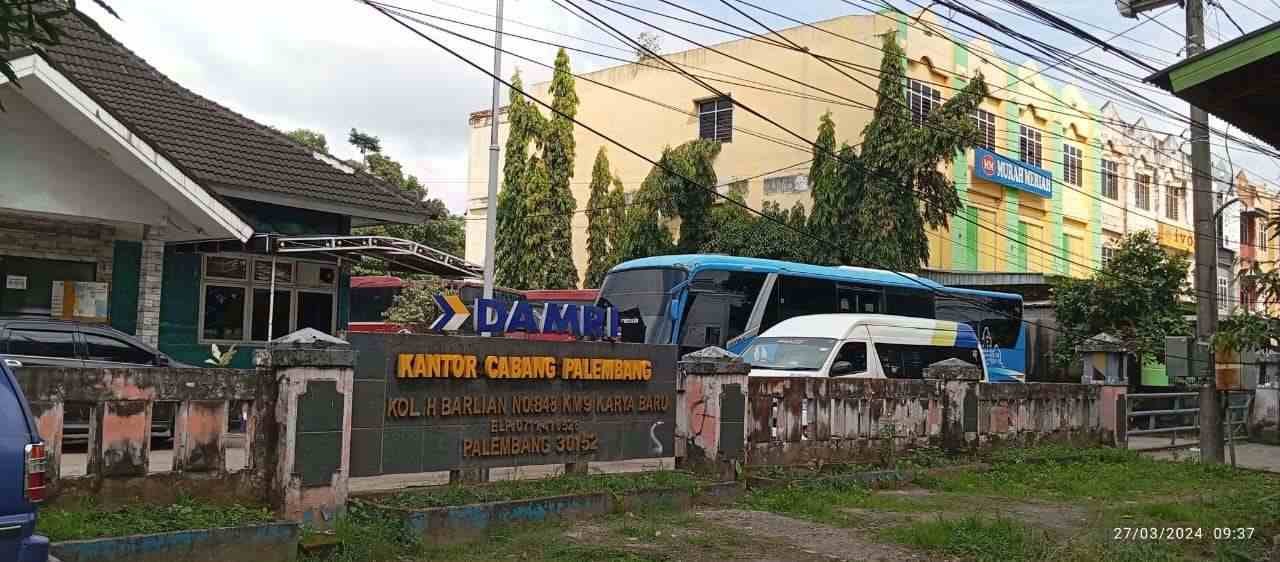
[536,48,581,288]
[583,147,614,288]
[495,72,544,289]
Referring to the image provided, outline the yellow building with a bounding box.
[465,10,1113,285]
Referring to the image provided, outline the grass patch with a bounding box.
[375,470,705,510]
[38,496,274,542]
[881,515,1051,562]
[739,478,871,524]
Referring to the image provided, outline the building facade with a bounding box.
[3,8,433,367]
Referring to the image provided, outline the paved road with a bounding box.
[1132,437,1280,473]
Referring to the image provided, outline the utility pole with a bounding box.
[481,0,505,325]
[1118,0,1222,462]
[1185,0,1224,464]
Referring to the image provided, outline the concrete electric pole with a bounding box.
[1118,0,1223,462]
[482,0,505,323]
[1184,0,1225,464]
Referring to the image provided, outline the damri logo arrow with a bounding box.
[429,294,470,331]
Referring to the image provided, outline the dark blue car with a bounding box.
[0,359,50,562]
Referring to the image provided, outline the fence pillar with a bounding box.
[89,400,151,477]
[676,347,749,478]
[925,359,980,452]
[255,329,355,526]
[173,400,228,472]
[1099,385,1129,447]
[29,401,63,484]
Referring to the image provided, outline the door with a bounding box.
[977,208,998,271]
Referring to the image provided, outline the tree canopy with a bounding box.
[1051,231,1191,366]
[285,128,329,153]
[583,147,616,288]
[348,128,381,155]
[495,72,546,290]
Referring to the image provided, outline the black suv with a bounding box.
[0,319,189,447]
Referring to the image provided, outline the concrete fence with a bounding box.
[676,348,1127,472]
[15,338,355,524]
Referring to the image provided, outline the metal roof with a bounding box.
[273,235,482,279]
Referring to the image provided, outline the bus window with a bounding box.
[885,290,934,318]
[597,268,687,344]
[763,275,838,329]
[679,270,767,354]
[837,284,883,313]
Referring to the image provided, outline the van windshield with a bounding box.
[742,337,836,371]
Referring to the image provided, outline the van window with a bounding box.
[679,269,767,352]
[8,328,77,358]
[763,275,837,328]
[874,343,982,379]
[833,342,867,374]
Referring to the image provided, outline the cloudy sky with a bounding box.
[79,0,1279,212]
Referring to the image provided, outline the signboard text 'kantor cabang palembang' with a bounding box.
[347,333,677,476]
[430,294,621,338]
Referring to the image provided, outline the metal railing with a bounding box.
[1123,391,1252,450]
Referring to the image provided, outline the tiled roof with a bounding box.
[11,7,423,219]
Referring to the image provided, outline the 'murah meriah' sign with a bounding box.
[347,333,677,476]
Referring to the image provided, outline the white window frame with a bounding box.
[973,109,997,151]
[1102,159,1120,200]
[1165,184,1185,221]
[697,97,733,143]
[1135,173,1152,211]
[909,80,942,126]
[1063,144,1082,186]
[198,254,338,345]
[1019,125,1043,168]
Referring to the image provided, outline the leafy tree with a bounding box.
[495,72,545,289]
[534,48,580,289]
[703,183,818,262]
[806,112,843,264]
[1,1,116,111]
[348,128,381,155]
[1051,231,1191,367]
[583,147,615,288]
[810,33,986,271]
[606,177,627,263]
[634,31,662,61]
[285,128,329,152]
[364,152,425,201]
[383,277,446,332]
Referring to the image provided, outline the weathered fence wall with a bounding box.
[17,366,266,502]
[676,350,1125,471]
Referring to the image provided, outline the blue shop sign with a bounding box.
[430,294,621,339]
[973,147,1052,198]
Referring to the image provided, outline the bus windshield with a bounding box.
[597,268,687,344]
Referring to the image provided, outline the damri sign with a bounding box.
[973,147,1053,198]
[430,294,621,338]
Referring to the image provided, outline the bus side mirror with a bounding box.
[830,361,855,376]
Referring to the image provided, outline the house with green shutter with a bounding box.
[1,6,478,367]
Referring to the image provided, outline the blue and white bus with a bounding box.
[595,255,1026,374]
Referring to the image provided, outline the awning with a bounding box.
[1146,21,1280,150]
[272,235,482,279]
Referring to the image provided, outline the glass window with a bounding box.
[7,329,76,358]
[598,268,688,345]
[1019,126,1043,168]
[875,344,983,379]
[742,337,835,372]
[1166,185,1184,221]
[972,109,996,151]
[934,293,1021,348]
[83,333,154,364]
[763,275,837,328]
[203,285,246,340]
[1136,173,1152,210]
[1063,144,1082,186]
[253,261,293,285]
[837,284,882,313]
[1102,159,1120,199]
[1102,245,1115,267]
[833,341,867,375]
[909,80,942,126]
[698,97,733,143]
[205,256,248,280]
[885,290,934,318]
[252,289,292,341]
[679,270,767,352]
[763,174,810,194]
[297,291,335,334]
